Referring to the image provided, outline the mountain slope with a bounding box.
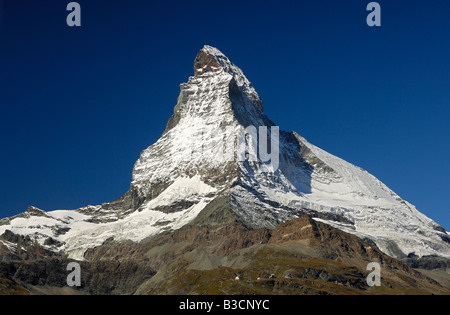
[130,215,447,295]
[1,211,447,295]
[0,45,449,266]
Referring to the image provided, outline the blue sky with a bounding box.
[0,0,449,230]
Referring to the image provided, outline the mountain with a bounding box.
[0,45,449,295]
[0,213,448,295]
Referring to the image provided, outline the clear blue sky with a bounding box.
[0,0,449,230]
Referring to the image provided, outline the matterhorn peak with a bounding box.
[0,45,449,264]
[192,45,264,113]
[193,45,224,76]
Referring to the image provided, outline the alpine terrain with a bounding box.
[1,46,449,295]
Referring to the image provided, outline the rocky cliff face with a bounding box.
[0,45,449,270]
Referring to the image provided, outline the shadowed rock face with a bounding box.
[194,49,222,76]
[0,258,156,295]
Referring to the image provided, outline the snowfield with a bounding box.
[0,176,217,260]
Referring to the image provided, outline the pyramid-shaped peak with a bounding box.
[0,45,449,268]
[194,45,243,77]
[194,45,227,76]
[193,45,264,112]
[201,45,226,57]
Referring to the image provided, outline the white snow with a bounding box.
[0,176,217,260]
[233,130,450,258]
[1,45,449,261]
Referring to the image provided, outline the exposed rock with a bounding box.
[194,48,222,76]
[401,255,450,271]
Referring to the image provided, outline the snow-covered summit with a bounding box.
[194,45,264,113]
[1,45,449,261]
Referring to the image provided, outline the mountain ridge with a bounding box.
[2,210,447,295]
[0,45,449,266]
